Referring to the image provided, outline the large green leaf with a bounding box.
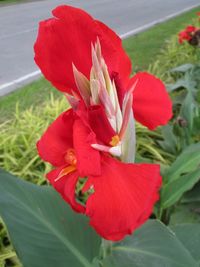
[161,143,200,209]
[103,220,197,267]
[161,168,200,209]
[171,224,200,264]
[0,169,101,267]
[164,143,200,183]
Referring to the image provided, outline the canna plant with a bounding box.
[34,5,172,241]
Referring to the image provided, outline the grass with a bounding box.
[0,94,68,184]
[0,0,22,5]
[0,79,60,122]
[0,0,36,5]
[0,6,199,122]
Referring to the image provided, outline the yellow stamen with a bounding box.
[109,135,120,146]
[55,165,76,182]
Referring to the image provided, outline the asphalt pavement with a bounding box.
[0,0,199,96]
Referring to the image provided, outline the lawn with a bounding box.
[0,0,34,5]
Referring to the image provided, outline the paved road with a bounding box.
[0,0,199,96]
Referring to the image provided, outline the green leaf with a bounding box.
[169,203,200,225]
[167,80,188,92]
[0,169,101,267]
[103,220,197,267]
[170,64,194,73]
[164,143,200,183]
[180,91,197,131]
[182,182,200,203]
[171,224,200,263]
[167,71,196,93]
[158,125,177,154]
[161,168,200,209]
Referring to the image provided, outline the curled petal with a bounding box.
[130,72,173,130]
[34,5,131,94]
[37,109,74,167]
[47,166,85,213]
[83,155,161,241]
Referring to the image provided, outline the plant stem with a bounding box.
[100,239,113,260]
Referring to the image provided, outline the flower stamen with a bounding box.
[109,135,120,146]
[54,165,76,182]
[54,149,77,182]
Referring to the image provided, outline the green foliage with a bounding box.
[169,203,200,226]
[168,63,200,145]
[182,181,200,204]
[0,94,68,184]
[0,217,21,267]
[0,170,101,267]
[1,170,200,267]
[171,224,200,263]
[103,220,197,267]
[161,168,200,209]
[148,36,199,82]
[163,143,200,184]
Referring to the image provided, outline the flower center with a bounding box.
[68,38,136,159]
[109,135,120,146]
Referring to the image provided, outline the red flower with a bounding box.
[34,5,172,130]
[178,25,198,44]
[37,106,161,241]
[185,25,197,33]
[34,5,170,240]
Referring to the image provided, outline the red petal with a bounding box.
[88,105,116,145]
[73,118,101,176]
[37,109,74,167]
[84,155,161,241]
[185,25,197,33]
[130,72,172,130]
[34,5,131,94]
[47,166,85,213]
